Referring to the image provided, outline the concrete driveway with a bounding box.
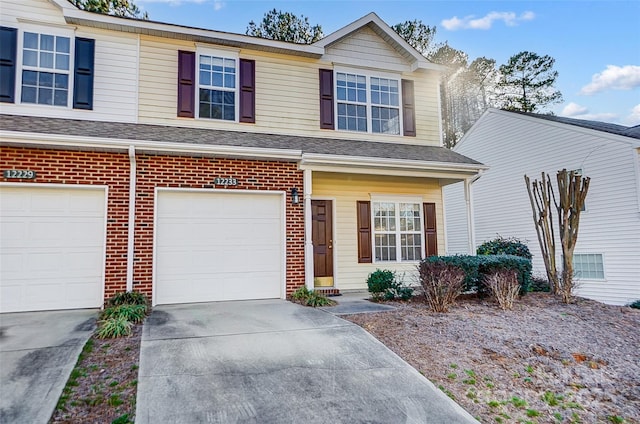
[0,309,97,424]
[136,300,477,423]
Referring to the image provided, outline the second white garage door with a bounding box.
[154,190,284,305]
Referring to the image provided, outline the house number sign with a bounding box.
[3,170,36,179]
[214,177,238,186]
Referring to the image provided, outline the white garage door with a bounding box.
[0,185,106,313]
[155,190,284,305]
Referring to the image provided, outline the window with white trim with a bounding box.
[198,53,237,121]
[573,253,604,280]
[373,201,422,262]
[21,31,70,106]
[336,70,401,135]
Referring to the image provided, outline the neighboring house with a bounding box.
[444,108,640,305]
[0,0,485,313]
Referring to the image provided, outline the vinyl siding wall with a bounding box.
[444,110,640,305]
[313,172,444,291]
[0,0,139,123]
[137,28,442,146]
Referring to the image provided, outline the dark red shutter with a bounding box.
[319,69,334,129]
[177,50,195,118]
[239,58,255,123]
[402,79,416,137]
[73,37,95,110]
[423,202,438,257]
[357,201,372,263]
[0,26,17,103]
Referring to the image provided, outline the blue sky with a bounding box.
[136,0,640,126]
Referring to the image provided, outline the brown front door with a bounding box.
[312,200,333,287]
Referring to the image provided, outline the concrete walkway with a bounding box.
[136,300,477,423]
[0,309,97,424]
[319,291,397,315]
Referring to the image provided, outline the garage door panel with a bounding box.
[0,186,105,313]
[155,191,284,305]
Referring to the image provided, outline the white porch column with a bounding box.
[303,169,314,290]
[464,171,483,255]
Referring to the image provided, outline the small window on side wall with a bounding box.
[573,253,604,280]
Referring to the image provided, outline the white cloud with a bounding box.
[580,65,640,95]
[441,11,535,31]
[213,0,225,11]
[561,102,588,117]
[624,104,640,126]
[559,102,619,122]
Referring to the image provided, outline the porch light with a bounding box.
[291,188,299,205]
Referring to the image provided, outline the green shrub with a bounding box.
[366,269,413,301]
[304,291,334,307]
[96,317,132,339]
[530,275,551,292]
[418,260,465,312]
[367,269,395,301]
[291,286,312,301]
[106,291,148,307]
[289,286,335,307]
[101,304,147,323]
[628,300,640,309]
[421,255,532,295]
[477,236,532,260]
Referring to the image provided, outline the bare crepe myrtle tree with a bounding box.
[525,170,590,303]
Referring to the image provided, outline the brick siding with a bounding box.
[1,146,305,303]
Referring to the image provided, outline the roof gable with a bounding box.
[457,109,640,151]
[315,12,441,72]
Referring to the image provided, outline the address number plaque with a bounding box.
[3,170,37,179]
[214,177,238,186]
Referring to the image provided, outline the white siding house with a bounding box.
[444,108,640,305]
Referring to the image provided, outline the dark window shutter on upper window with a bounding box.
[423,202,438,257]
[0,26,17,103]
[319,69,334,129]
[177,50,195,118]
[239,58,255,123]
[402,79,416,137]
[357,201,372,263]
[73,37,95,110]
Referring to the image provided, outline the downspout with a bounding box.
[303,169,314,291]
[464,170,483,255]
[126,145,136,292]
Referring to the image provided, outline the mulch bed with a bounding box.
[345,293,640,423]
[49,324,142,424]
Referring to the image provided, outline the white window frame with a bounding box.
[16,24,75,109]
[371,196,424,263]
[334,67,403,136]
[573,253,606,281]
[195,47,239,122]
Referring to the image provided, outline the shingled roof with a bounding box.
[511,111,640,140]
[0,114,482,166]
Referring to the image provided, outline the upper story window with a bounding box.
[21,32,71,107]
[335,70,401,135]
[197,53,237,121]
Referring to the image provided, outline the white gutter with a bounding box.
[126,146,136,292]
[303,169,314,291]
[464,171,484,254]
[301,153,488,173]
[0,131,302,161]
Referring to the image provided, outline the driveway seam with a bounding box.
[144,322,355,342]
